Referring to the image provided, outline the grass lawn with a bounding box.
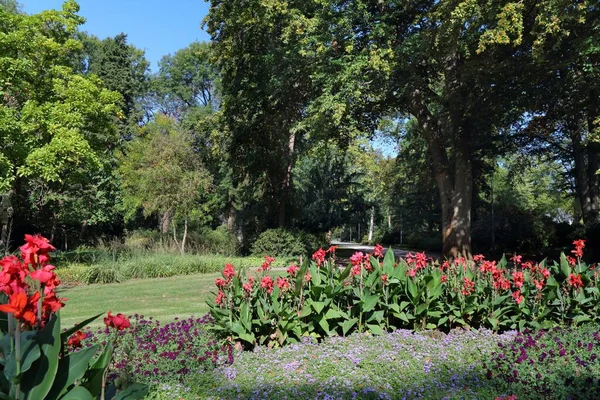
[58,270,285,328]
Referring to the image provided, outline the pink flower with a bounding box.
[312,248,326,267]
[30,264,56,284]
[473,254,485,263]
[461,277,475,296]
[304,272,311,283]
[276,277,290,291]
[441,275,448,283]
[259,256,275,272]
[326,245,338,254]
[407,268,416,278]
[381,274,388,284]
[351,265,362,277]
[511,254,522,265]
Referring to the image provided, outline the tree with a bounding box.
[73,32,151,138]
[206,0,316,229]
[118,114,213,254]
[0,1,122,245]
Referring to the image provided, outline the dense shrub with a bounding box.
[191,226,239,256]
[210,241,600,347]
[250,228,327,258]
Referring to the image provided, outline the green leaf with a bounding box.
[113,383,149,400]
[406,278,418,303]
[298,307,311,318]
[366,324,383,335]
[59,385,94,400]
[560,253,571,278]
[361,294,379,313]
[23,313,61,400]
[4,332,40,383]
[311,301,326,314]
[82,339,114,396]
[47,345,100,399]
[318,317,329,334]
[341,318,357,336]
[325,309,341,319]
[382,247,395,275]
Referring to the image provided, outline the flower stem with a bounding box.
[15,322,21,400]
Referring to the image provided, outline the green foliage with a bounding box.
[210,245,600,347]
[250,228,327,258]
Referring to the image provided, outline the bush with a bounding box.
[250,228,328,258]
[191,226,239,256]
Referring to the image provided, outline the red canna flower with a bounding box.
[373,244,384,258]
[350,252,364,267]
[215,290,225,305]
[30,264,57,284]
[441,275,448,283]
[0,291,39,326]
[20,234,55,267]
[222,263,235,280]
[304,272,312,283]
[286,264,300,277]
[260,276,274,293]
[215,278,228,288]
[473,254,485,263]
[512,271,524,288]
[461,277,476,296]
[440,260,450,271]
[259,256,275,272]
[276,277,290,291]
[512,290,524,305]
[312,248,326,267]
[351,265,362,277]
[104,311,131,331]
[326,245,338,254]
[511,254,522,265]
[534,279,544,290]
[572,239,586,258]
[242,281,253,293]
[566,256,577,266]
[42,293,66,314]
[381,274,388,284]
[568,273,583,289]
[67,330,86,348]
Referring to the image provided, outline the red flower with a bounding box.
[512,290,524,305]
[222,263,235,280]
[276,277,290,291]
[441,275,448,283]
[259,256,275,272]
[242,281,253,293]
[351,265,362,277]
[541,268,550,279]
[461,277,475,296]
[215,278,228,288]
[373,244,384,258]
[42,293,66,314]
[511,254,522,265]
[511,271,524,288]
[381,274,388,284]
[286,264,300,277]
[260,276,274,293]
[20,234,55,267]
[312,248,326,267]
[568,273,583,289]
[326,246,338,254]
[30,264,57,284]
[104,312,131,331]
[350,252,364,267]
[473,254,485,263]
[534,279,544,290]
[215,291,225,305]
[0,292,39,326]
[67,330,86,348]
[566,256,577,266]
[479,260,497,274]
[572,239,586,258]
[407,268,416,278]
[304,272,311,282]
[440,260,450,271]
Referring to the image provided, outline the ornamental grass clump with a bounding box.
[0,234,147,400]
[484,326,600,399]
[210,240,600,347]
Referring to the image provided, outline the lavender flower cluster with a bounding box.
[207,328,517,399]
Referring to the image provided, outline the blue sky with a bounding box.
[22,0,211,71]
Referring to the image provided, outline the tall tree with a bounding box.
[0,0,121,245]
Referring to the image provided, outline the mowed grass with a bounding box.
[57,270,286,328]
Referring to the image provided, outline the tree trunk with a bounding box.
[410,88,472,259]
[278,131,296,227]
[227,203,235,232]
[387,208,392,229]
[181,215,188,255]
[160,209,172,234]
[587,116,600,226]
[368,207,375,243]
[570,122,594,225]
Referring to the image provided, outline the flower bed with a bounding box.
[209,242,599,347]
